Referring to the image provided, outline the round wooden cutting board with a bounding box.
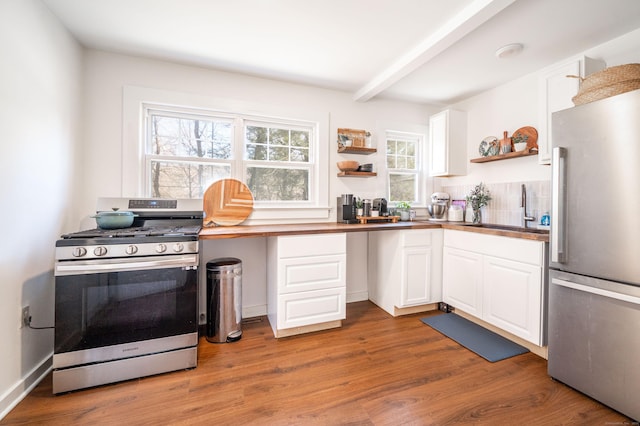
[203,179,254,227]
[512,126,539,151]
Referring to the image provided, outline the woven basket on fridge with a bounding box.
[571,63,640,106]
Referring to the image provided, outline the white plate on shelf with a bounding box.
[479,136,499,157]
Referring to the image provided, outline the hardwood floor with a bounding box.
[2,301,633,425]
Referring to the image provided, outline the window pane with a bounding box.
[245,124,311,164]
[150,161,231,199]
[389,173,416,203]
[150,114,232,159]
[407,157,416,169]
[291,147,309,162]
[246,144,268,161]
[398,141,407,155]
[406,141,416,156]
[246,167,309,201]
[246,126,267,144]
[291,130,309,147]
[269,146,289,161]
[270,128,289,146]
[397,157,406,169]
[386,140,396,155]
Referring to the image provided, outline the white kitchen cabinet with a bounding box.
[429,109,467,176]
[442,247,482,317]
[267,233,346,337]
[537,56,605,164]
[483,255,542,343]
[368,229,443,316]
[442,230,547,345]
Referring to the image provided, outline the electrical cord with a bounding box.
[28,324,54,330]
[25,316,54,330]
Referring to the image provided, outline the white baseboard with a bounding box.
[0,354,52,421]
[347,291,368,303]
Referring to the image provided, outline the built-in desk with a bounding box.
[199,221,548,341]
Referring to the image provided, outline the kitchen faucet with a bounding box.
[521,184,536,228]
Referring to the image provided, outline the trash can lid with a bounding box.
[207,257,242,268]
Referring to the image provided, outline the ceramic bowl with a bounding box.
[337,160,359,172]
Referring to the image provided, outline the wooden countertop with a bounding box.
[199,221,549,242]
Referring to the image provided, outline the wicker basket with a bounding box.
[571,63,640,105]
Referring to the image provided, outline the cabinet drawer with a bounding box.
[402,229,433,247]
[444,230,543,265]
[278,254,346,294]
[277,287,346,329]
[277,233,346,258]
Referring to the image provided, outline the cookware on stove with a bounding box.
[91,209,138,229]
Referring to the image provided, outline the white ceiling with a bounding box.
[42,0,640,106]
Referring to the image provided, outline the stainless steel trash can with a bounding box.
[206,258,242,343]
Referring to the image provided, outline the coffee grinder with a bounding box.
[337,194,358,224]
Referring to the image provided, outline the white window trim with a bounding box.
[122,86,330,223]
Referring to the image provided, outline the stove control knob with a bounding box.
[72,247,87,257]
[125,245,138,255]
[156,243,167,254]
[94,246,108,257]
[173,243,184,253]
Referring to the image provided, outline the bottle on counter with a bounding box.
[540,212,550,226]
[363,199,372,217]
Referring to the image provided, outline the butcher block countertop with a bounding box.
[199,221,549,242]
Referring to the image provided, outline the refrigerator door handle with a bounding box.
[551,147,566,263]
[552,278,640,306]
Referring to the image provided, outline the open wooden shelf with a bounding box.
[337,171,377,177]
[338,146,376,155]
[470,150,538,163]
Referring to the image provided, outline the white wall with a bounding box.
[80,50,436,314]
[439,27,640,190]
[0,0,83,418]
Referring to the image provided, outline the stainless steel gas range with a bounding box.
[53,198,203,393]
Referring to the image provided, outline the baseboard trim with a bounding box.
[0,354,52,420]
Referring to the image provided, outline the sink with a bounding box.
[467,223,549,234]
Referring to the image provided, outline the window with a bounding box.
[144,107,316,204]
[146,110,233,199]
[244,121,312,202]
[386,131,422,204]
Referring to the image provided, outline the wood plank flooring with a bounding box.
[2,301,633,425]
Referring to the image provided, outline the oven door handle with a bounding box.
[55,254,198,276]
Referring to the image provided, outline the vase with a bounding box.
[472,208,482,224]
[514,142,527,152]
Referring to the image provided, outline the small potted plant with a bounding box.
[355,197,364,216]
[512,133,529,152]
[396,201,411,221]
[466,182,491,224]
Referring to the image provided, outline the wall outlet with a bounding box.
[22,306,30,328]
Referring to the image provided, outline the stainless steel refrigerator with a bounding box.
[548,88,640,421]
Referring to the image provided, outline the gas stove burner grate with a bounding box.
[62,225,202,239]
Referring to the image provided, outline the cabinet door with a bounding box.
[399,246,432,307]
[429,111,448,175]
[538,57,605,164]
[483,256,542,344]
[429,110,466,176]
[442,247,482,316]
